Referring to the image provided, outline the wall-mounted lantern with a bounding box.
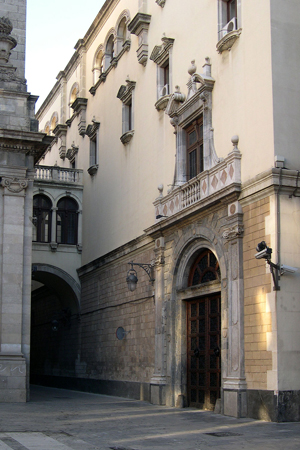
[126,261,155,292]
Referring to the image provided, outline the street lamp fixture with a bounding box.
[126,261,155,292]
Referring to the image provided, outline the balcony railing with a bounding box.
[154,149,241,221]
[35,165,83,184]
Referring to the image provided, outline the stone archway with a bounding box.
[30,264,81,386]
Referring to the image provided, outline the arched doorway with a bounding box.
[30,264,80,386]
[186,249,221,410]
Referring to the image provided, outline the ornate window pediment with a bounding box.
[165,58,221,186]
[117,78,136,145]
[150,37,174,111]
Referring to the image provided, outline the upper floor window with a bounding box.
[116,17,127,54]
[69,83,79,118]
[117,79,136,145]
[226,0,237,23]
[104,34,115,70]
[57,197,78,245]
[33,194,52,243]
[93,47,104,85]
[150,37,174,110]
[217,0,241,52]
[186,115,203,180]
[86,120,100,175]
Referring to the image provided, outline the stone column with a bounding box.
[77,209,83,252]
[150,236,166,405]
[50,207,57,251]
[0,176,28,402]
[222,222,247,417]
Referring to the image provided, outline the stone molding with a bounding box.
[1,176,28,194]
[156,0,166,6]
[71,97,88,136]
[128,13,151,66]
[216,28,242,54]
[53,124,68,160]
[222,225,244,241]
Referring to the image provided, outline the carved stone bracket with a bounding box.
[1,177,28,194]
[156,0,166,6]
[71,97,88,136]
[128,13,151,66]
[53,124,68,159]
[223,225,244,241]
[216,28,242,54]
[66,143,78,163]
[120,130,134,145]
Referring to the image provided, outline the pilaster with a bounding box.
[222,211,247,418]
[150,236,167,405]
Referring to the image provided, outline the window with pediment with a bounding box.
[165,58,220,186]
[150,37,174,111]
[117,78,136,145]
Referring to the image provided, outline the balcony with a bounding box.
[35,165,83,184]
[154,148,241,222]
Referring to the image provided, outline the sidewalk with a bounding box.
[0,385,299,450]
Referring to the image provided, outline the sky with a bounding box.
[25,0,106,110]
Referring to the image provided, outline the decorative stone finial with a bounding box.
[188,60,197,76]
[157,184,164,197]
[0,17,17,64]
[231,135,239,147]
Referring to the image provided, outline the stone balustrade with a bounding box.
[154,149,241,220]
[35,165,83,184]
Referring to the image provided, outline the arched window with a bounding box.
[104,34,114,69]
[50,112,58,134]
[116,17,127,54]
[188,249,220,286]
[93,48,104,84]
[56,197,78,245]
[44,121,50,135]
[33,195,52,243]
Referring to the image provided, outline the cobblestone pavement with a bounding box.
[0,386,299,450]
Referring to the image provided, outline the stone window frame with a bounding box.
[92,44,104,85]
[68,82,79,120]
[217,0,242,53]
[117,79,136,145]
[115,10,131,55]
[104,29,116,71]
[89,13,131,96]
[150,37,174,111]
[166,58,221,186]
[50,112,58,135]
[86,120,100,175]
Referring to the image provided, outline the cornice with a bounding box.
[239,168,300,206]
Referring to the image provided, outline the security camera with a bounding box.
[280,264,298,275]
[255,241,272,260]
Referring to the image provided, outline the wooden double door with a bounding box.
[187,294,221,409]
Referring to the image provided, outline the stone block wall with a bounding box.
[79,245,155,386]
[243,197,273,389]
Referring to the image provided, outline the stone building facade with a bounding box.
[1,0,300,422]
